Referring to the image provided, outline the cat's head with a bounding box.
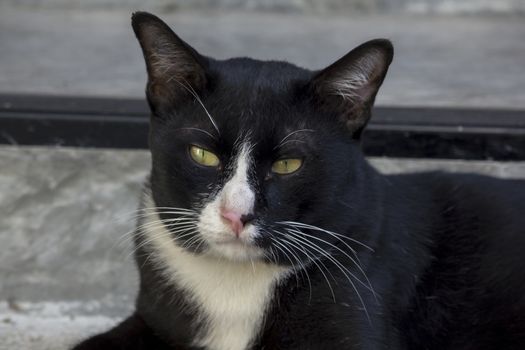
[132,12,393,264]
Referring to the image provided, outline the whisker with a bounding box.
[277,220,365,277]
[116,218,197,247]
[127,230,172,261]
[135,230,199,268]
[124,206,196,218]
[278,221,374,252]
[276,233,337,302]
[270,238,301,289]
[193,235,207,253]
[285,232,371,322]
[132,230,195,261]
[274,129,315,150]
[277,139,307,149]
[181,233,205,251]
[134,206,196,212]
[271,234,313,302]
[279,221,360,264]
[291,241,337,303]
[115,219,196,253]
[129,225,199,260]
[175,127,218,141]
[128,211,198,220]
[285,229,373,294]
[169,78,220,136]
[271,237,301,287]
[137,217,198,231]
[284,226,377,300]
[279,233,338,284]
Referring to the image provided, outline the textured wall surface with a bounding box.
[1,8,525,109]
[1,146,524,349]
[2,0,524,14]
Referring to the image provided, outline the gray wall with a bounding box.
[3,0,525,14]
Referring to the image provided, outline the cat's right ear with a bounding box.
[131,12,207,113]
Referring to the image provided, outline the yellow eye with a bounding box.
[189,145,220,167]
[271,158,302,175]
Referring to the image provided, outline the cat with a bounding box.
[73,11,525,350]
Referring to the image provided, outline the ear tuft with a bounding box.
[131,12,207,110]
[311,39,393,137]
[326,40,393,102]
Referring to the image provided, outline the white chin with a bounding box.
[208,241,265,262]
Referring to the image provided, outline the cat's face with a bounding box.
[132,12,393,264]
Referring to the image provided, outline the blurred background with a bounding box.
[0,0,524,349]
[1,0,525,107]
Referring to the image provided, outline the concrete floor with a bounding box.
[1,146,524,349]
[0,147,144,349]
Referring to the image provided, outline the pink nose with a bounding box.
[220,210,245,236]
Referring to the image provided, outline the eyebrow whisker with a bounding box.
[168,77,221,136]
[176,127,218,141]
[275,129,315,150]
[276,139,308,150]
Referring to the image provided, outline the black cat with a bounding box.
[73,12,525,350]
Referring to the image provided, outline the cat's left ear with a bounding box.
[310,39,393,138]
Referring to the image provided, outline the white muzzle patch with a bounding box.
[198,142,262,261]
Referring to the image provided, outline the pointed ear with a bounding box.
[131,12,207,112]
[310,39,393,138]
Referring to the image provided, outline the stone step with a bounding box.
[1,8,525,109]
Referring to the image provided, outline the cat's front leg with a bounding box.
[72,313,172,350]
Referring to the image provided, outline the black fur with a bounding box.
[73,12,525,350]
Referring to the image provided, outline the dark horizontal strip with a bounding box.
[1,94,524,160]
[372,107,525,129]
[2,94,525,129]
[362,130,524,160]
[0,94,149,117]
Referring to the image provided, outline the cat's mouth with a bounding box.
[204,230,265,262]
[214,237,250,246]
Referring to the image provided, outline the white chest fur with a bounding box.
[141,197,288,350]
